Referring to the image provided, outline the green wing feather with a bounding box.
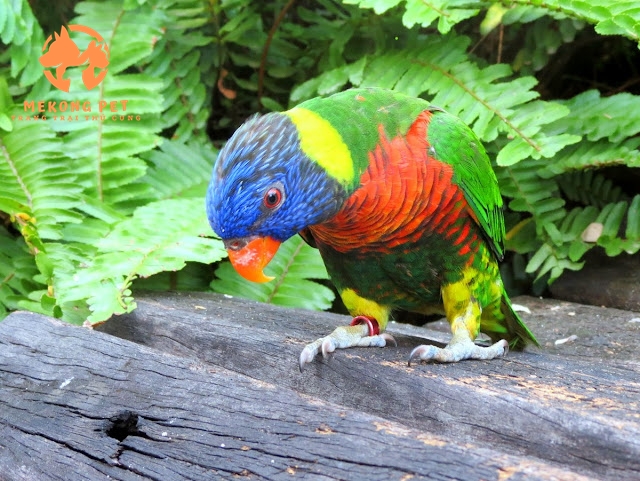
[427,110,506,259]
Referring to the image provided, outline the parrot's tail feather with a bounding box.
[501,294,539,350]
[481,294,539,350]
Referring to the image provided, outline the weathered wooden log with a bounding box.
[96,293,640,480]
[549,250,640,312]
[0,311,593,481]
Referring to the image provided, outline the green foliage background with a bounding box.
[0,0,639,323]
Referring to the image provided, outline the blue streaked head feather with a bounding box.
[206,113,347,242]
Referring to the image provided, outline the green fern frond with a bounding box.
[596,195,640,256]
[137,138,217,203]
[342,0,479,34]
[0,77,11,131]
[0,0,46,87]
[74,1,165,73]
[0,119,82,240]
[290,57,367,103]
[292,35,579,166]
[522,194,640,282]
[519,0,640,45]
[549,90,640,142]
[46,73,164,209]
[541,139,640,176]
[340,0,402,15]
[43,1,165,210]
[51,197,226,324]
[211,236,335,311]
[524,203,600,282]
[94,194,224,278]
[144,0,213,142]
[496,158,566,244]
[510,17,584,74]
[501,0,640,45]
[500,3,568,24]
[525,241,583,283]
[557,171,627,208]
[540,91,640,176]
[0,225,42,319]
[133,262,213,292]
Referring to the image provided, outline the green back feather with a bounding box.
[427,111,506,259]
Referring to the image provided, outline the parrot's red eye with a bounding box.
[263,187,283,209]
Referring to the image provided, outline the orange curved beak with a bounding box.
[224,236,281,283]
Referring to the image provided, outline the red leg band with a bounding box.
[350,315,380,336]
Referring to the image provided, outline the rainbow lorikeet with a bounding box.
[206,88,538,370]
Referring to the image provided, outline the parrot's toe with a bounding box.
[298,324,395,371]
[321,337,336,359]
[379,332,398,347]
[299,344,319,372]
[408,339,508,365]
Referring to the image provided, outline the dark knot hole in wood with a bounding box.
[106,410,142,442]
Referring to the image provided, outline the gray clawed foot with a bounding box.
[299,325,396,372]
[408,339,509,366]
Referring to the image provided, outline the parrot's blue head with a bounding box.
[206,112,346,282]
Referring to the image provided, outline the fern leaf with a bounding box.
[505,217,540,254]
[503,0,640,46]
[596,195,640,256]
[43,1,165,211]
[74,1,164,73]
[581,1,640,44]
[136,139,217,203]
[492,99,579,166]
[523,194,640,282]
[526,241,584,283]
[540,139,640,176]
[541,91,640,176]
[403,0,479,33]
[211,236,335,311]
[496,159,566,242]
[51,198,226,324]
[0,0,46,86]
[0,119,82,240]
[144,0,213,143]
[502,4,567,24]
[342,0,479,34]
[341,0,400,15]
[562,206,600,262]
[47,72,164,208]
[0,226,42,319]
[548,90,640,142]
[0,76,12,132]
[556,171,627,208]
[510,17,584,74]
[291,57,367,103]
[133,262,213,292]
[291,34,579,166]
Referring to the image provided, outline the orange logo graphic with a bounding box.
[40,25,109,92]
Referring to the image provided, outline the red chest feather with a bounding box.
[310,112,471,254]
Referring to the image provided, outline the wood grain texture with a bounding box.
[1,293,638,480]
